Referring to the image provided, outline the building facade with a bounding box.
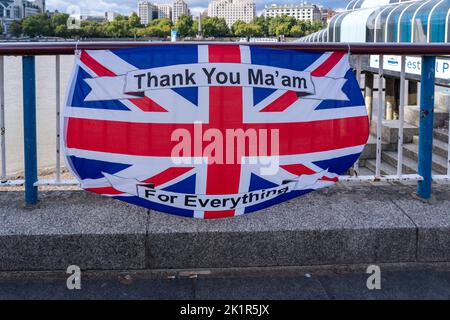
[300,0,450,44]
[156,3,172,20]
[172,0,189,23]
[208,0,256,27]
[138,0,156,25]
[0,0,46,33]
[105,11,120,22]
[263,3,322,22]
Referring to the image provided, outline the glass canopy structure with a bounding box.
[299,0,450,43]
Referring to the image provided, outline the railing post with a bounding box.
[417,56,436,200]
[0,56,6,182]
[22,56,38,205]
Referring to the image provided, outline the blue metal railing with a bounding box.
[0,42,448,205]
[418,56,437,199]
[22,56,38,205]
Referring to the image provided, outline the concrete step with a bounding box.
[413,135,449,159]
[382,151,418,174]
[364,152,442,176]
[355,165,375,176]
[364,159,397,175]
[434,127,450,144]
[360,135,397,160]
[370,120,418,144]
[405,105,449,128]
[402,143,448,175]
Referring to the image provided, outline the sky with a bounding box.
[46,0,350,17]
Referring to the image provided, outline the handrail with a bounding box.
[0,41,450,55]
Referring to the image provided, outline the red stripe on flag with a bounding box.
[65,116,369,157]
[322,176,339,182]
[208,45,241,63]
[80,51,116,77]
[129,96,168,112]
[204,163,241,219]
[281,164,338,183]
[311,52,346,77]
[281,164,315,176]
[203,84,244,219]
[143,167,194,186]
[86,186,123,195]
[80,51,168,112]
[260,91,299,112]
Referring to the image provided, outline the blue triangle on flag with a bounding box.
[162,174,196,193]
[173,87,198,106]
[253,88,277,106]
[249,173,278,192]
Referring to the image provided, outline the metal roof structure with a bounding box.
[299,0,450,43]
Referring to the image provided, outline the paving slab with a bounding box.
[0,278,194,300]
[318,271,450,300]
[146,185,417,269]
[389,184,450,262]
[0,190,148,271]
[195,276,328,300]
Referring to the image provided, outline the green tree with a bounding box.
[192,19,199,36]
[105,15,132,37]
[36,13,52,36]
[311,20,324,33]
[268,15,296,36]
[50,13,69,29]
[49,13,70,38]
[232,20,262,37]
[139,18,172,38]
[8,20,22,37]
[175,14,194,37]
[289,25,304,37]
[202,17,229,37]
[22,16,42,37]
[128,12,142,29]
[231,20,246,36]
[54,24,69,38]
[246,23,263,37]
[252,16,270,36]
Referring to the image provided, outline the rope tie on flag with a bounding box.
[75,40,81,56]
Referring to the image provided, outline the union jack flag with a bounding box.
[63,45,369,219]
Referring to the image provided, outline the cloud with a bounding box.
[46,0,348,16]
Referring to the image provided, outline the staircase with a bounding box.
[359,107,449,176]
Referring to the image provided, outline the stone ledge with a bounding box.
[0,184,449,271]
[0,191,148,271]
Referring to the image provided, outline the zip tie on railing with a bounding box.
[74,40,81,56]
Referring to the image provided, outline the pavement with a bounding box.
[0,269,449,300]
[0,182,449,271]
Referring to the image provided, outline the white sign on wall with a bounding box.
[370,55,450,81]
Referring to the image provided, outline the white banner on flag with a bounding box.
[83,62,349,102]
[103,171,336,211]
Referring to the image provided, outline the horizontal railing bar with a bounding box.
[34,179,79,186]
[0,42,450,55]
[0,179,79,187]
[0,179,25,186]
[340,174,424,182]
[0,176,427,187]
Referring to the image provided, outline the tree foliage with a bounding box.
[10,13,324,39]
[201,17,229,37]
[175,14,194,37]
